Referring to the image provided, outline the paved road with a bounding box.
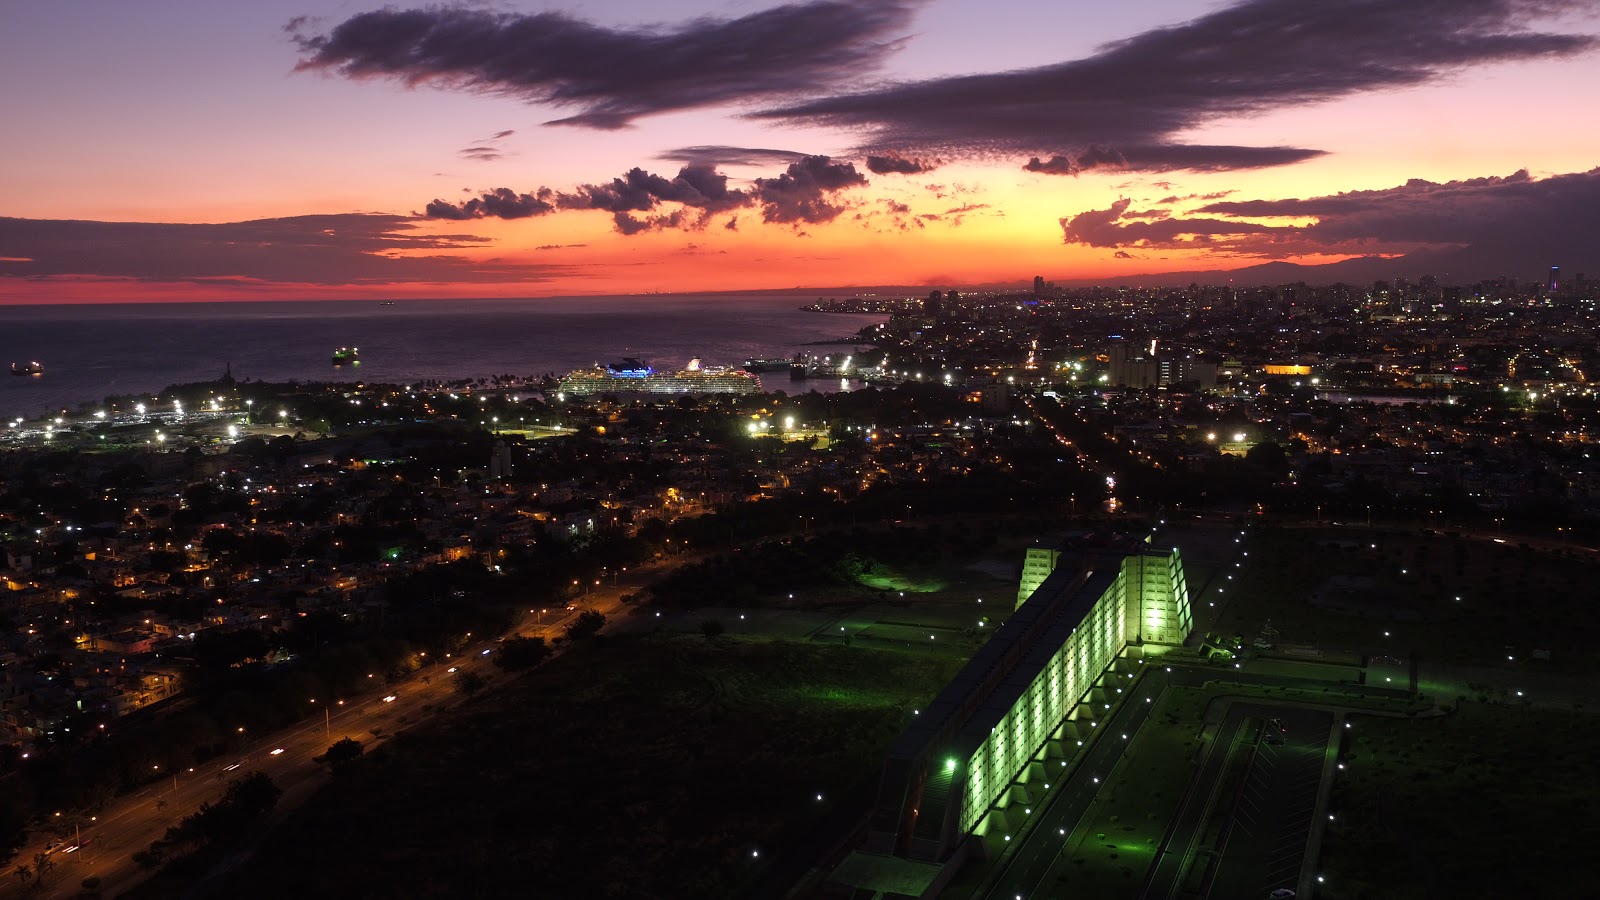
[981,664,1371,900]
[1206,704,1331,900]
[980,664,1183,900]
[1140,703,1252,900]
[3,569,658,900]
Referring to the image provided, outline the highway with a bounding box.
[3,570,656,899]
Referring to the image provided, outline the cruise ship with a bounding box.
[557,357,760,396]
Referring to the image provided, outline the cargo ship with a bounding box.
[557,357,760,396]
[332,347,360,366]
[10,361,43,376]
[740,357,797,373]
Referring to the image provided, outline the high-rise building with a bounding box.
[1549,265,1560,293]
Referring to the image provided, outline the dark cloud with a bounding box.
[1022,156,1078,176]
[1059,168,1600,276]
[535,243,587,251]
[658,145,810,168]
[0,214,565,286]
[1025,145,1320,176]
[1062,198,1275,248]
[866,154,939,175]
[458,129,516,162]
[751,156,868,224]
[1156,191,1235,205]
[613,210,694,236]
[882,199,911,215]
[561,166,749,216]
[1114,250,1136,259]
[760,0,1594,171]
[291,2,920,129]
[425,157,869,231]
[425,187,557,220]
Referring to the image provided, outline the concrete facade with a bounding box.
[863,541,1191,865]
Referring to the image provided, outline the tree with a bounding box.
[0,799,26,868]
[492,636,551,671]
[313,737,364,774]
[699,619,725,638]
[1245,441,1289,477]
[564,610,606,641]
[267,434,297,463]
[453,671,486,696]
[194,628,271,671]
[131,848,165,871]
[165,772,282,847]
[26,851,54,889]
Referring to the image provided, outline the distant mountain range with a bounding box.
[1063,241,1596,290]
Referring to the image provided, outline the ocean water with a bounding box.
[0,295,886,418]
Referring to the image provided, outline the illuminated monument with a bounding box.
[862,539,1190,870]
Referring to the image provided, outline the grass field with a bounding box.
[209,634,966,899]
[1320,702,1600,899]
[1215,526,1600,672]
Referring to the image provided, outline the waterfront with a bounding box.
[0,294,886,418]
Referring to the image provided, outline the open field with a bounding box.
[1214,525,1600,672]
[1320,702,1600,899]
[200,634,966,899]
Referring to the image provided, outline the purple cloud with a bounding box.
[426,156,870,230]
[425,188,556,220]
[291,2,921,129]
[866,154,939,175]
[752,156,868,224]
[0,214,566,286]
[760,0,1594,171]
[1060,167,1600,276]
[657,145,811,168]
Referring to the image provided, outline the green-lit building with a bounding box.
[862,540,1191,866]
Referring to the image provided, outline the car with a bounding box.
[1269,890,1297,899]
[270,748,285,756]
[383,694,397,703]
[223,762,242,772]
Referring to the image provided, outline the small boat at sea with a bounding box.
[332,347,360,366]
[10,361,43,376]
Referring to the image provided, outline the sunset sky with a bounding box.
[3,0,1598,302]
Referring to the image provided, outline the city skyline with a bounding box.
[3,0,1599,303]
